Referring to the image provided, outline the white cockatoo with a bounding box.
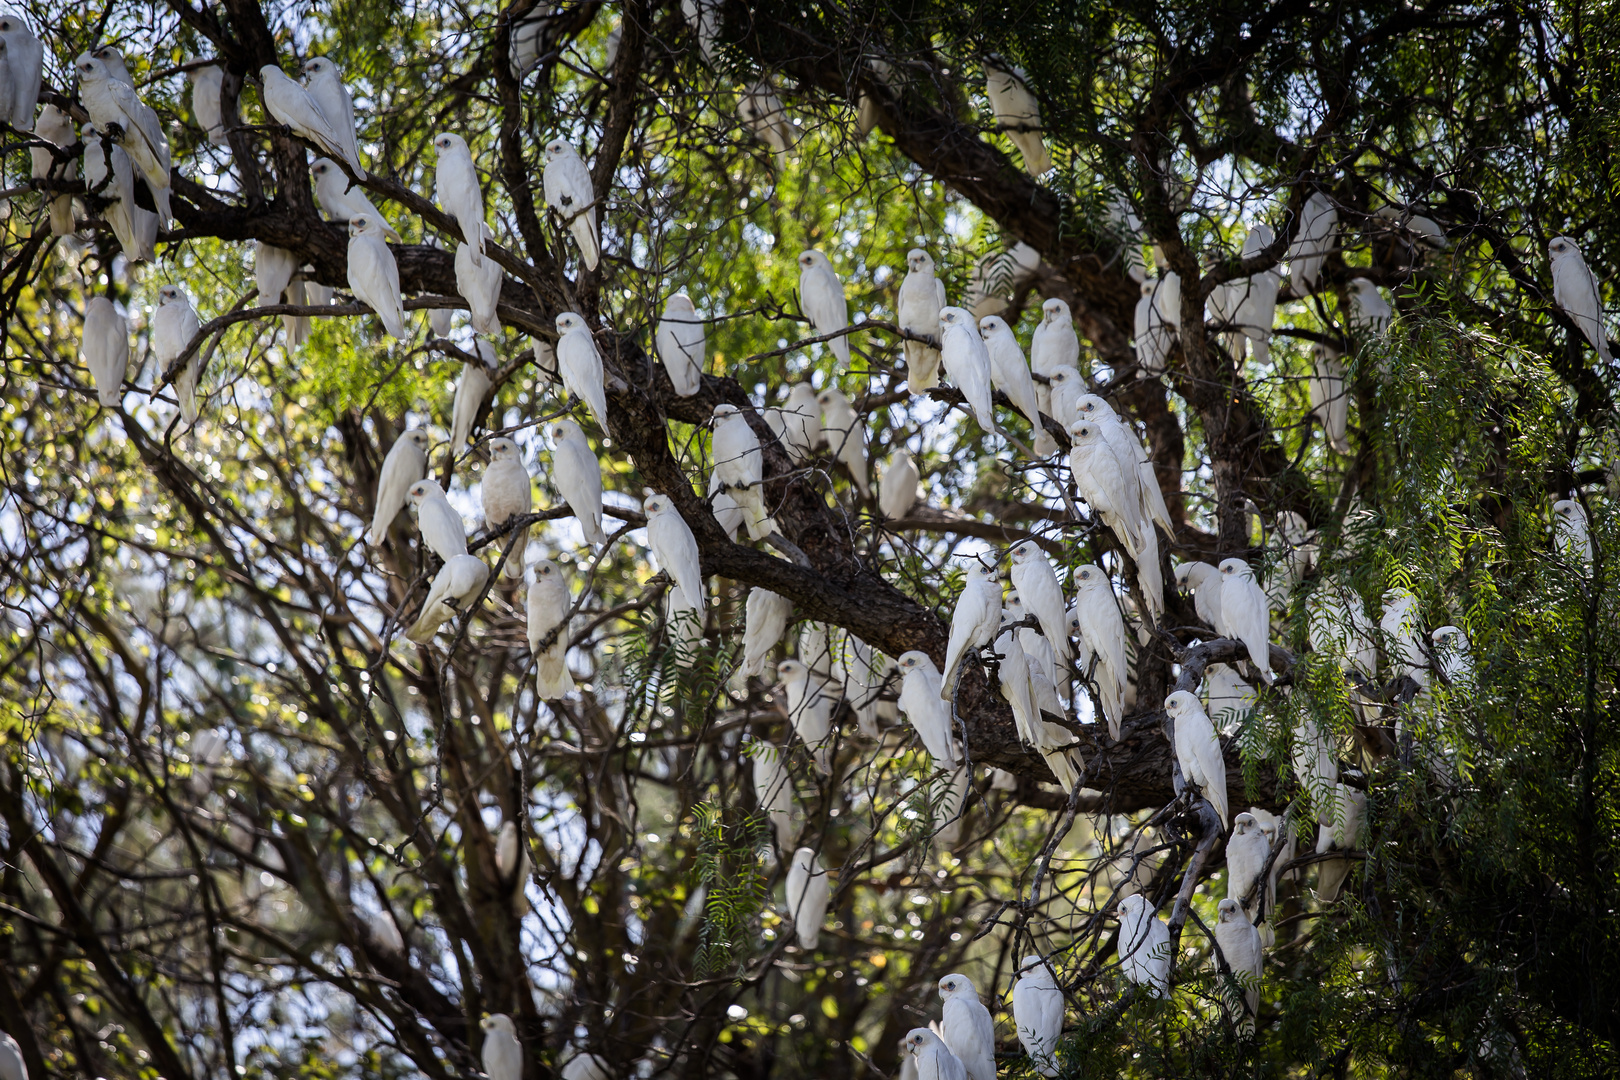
[368,428,430,545]
[937,974,996,1080]
[776,658,833,773]
[451,349,495,450]
[1152,269,1183,330]
[1,13,45,128]
[1286,191,1337,291]
[456,223,503,335]
[1217,559,1274,683]
[681,0,720,59]
[656,293,705,395]
[1292,714,1338,803]
[407,479,468,560]
[1209,224,1281,363]
[711,490,744,541]
[645,494,704,613]
[1176,561,1223,631]
[797,250,850,365]
[559,1055,611,1080]
[555,312,611,432]
[481,437,532,578]
[550,419,607,548]
[347,214,408,339]
[964,242,1041,319]
[1314,782,1367,902]
[738,82,796,166]
[152,284,201,424]
[1012,955,1063,1077]
[1073,393,1174,539]
[1380,587,1428,688]
[855,54,896,134]
[1106,192,1148,283]
[544,138,600,270]
[82,297,130,407]
[1166,690,1228,827]
[740,588,792,679]
[880,450,920,523]
[1553,499,1593,567]
[80,125,156,261]
[254,240,299,332]
[1117,893,1171,996]
[940,561,1002,699]
[844,638,886,739]
[433,132,486,265]
[1225,811,1271,909]
[1031,298,1081,414]
[406,554,489,643]
[666,587,705,669]
[300,57,365,176]
[1273,510,1317,596]
[1549,236,1611,362]
[897,651,957,768]
[939,306,998,434]
[259,64,354,181]
[527,560,576,699]
[935,763,972,848]
[1212,898,1263,1038]
[1308,580,1378,676]
[32,105,76,235]
[1247,806,1291,923]
[984,63,1050,175]
[904,1028,967,1080]
[899,249,948,389]
[480,1014,523,1080]
[1009,540,1073,673]
[495,820,527,887]
[1046,368,1086,432]
[1068,420,1148,561]
[709,404,775,540]
[77,53,172,226]
[90,43,131,82]
[784,846,831,949]
[817,387,871,497]
[797,621,836,683]
[1430,625,1474,689]
[980,315,1057,455]
[1133,279,1174,377]
[751,743,795,849]
[1347,277,1392,336]
[1071,564,1128,738]
[995,615,1041,747]
[1203,662,1256,733]
[1309,342,1351,454]
[188,62,227,146]
[311,159,401,240]
[1376,203,1448,249]
[779,382,823,462]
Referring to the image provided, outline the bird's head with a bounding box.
[432,132,465,155]
[487,437,518,461]
[665,292,695,313]
[1067,421,1096,444]
[347,214,374,237]
[1216,898,1242,923]
[978,314,1008,337]
[0,14,31,33]
[481,1013,515,1036]
[1431,625,1466,648]
[968,560,998,581]
[1118,892,1147,919]
[816,387,844,409]
[406,481,434,504]
[937,973,974,1000]
[906,248,933,273]
[157,284,184,306]
[544,138,571,160]
[1552,499,1581,520]
[1140,279,1156,298]
[1018,955,1048,977]
[1164,690,1199,716]
[310,158,335,180]
[302,57,337,79]
[1006,592,1023,614]
[776,658,805,681]
[939,307,965,328]
[405,429,431,453]
[1075,394,1104,418]
[711,403,740,423]
[1549,236,1577,259]
[1041,297,1070,324]
[1050,369,1074,389]
[643,494,670,516]
[797,250,824,271]
[550,419,582,443]
[256,64,284,84]
[92,44,126,67]
[1075,563,1104,588]
[1066,605,1082,634]
[897,651,928,673]
[1233,812,1257,835]
[904,1028,936,1055]
[791,846,817,872]
[1009,541,1034,564]
[1350,277,1377,298]
[1218,557,1250,579]
[74,54,105,81]
[555,311,584,334]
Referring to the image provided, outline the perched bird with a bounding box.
[937,974,996,1080]
[1218,559,1274,684]
[1009,541,1074,673]
[940,561,1003,700]
[77,53,172,226]
[560,1054,611,1080]
[550,419,607,548]
[1133,279,1174,377]
[254,241,306,344]
[682,0,720,60]
[777,659,834,772]
[656,293,705,396]
[1315,782,1367,902]
[666,586,705,667]
[897,651,958,768]
[1208,224,1280,363]
[1176,561,1224,631]
[709,404,775,540]
[1013,955,1064,1077]
[312,158,401,240]
[1071,564,1128,738]
[855,55,896,135]
[741,588,792,680]
[188,62,227,146]
[710,490,745,541]
[347,214,408,339]
[981,315,1057,455]
[80,124,156,261]
[1166,690,1228,827]
[1553,499,1594,567]
[784,846,831,949]
[1430,625,1474,689]
[994,615,1041,747]
[899,249,948,389]
[1308,580,1377,676]
[82,297,130,407]
[817,387,871,497]
[1347,278,1392,336]
[259,65,354,183]
[965,242,1042,319]
[751,743,795,849]
[903,1028,967,1080]
[1107,193,1149,283]
[555,312,611,432]
[738,82,796,166]
[368,428,430,545]
[406,554,489,643]
[843,637,886,738]
[984,63,1050,175]
[527,560,576,698]
[1046,367,1086,432]
[1068,420,1149,564]
[544,139,600,270]
[1380,587,1428,688]
[152,284,201,424]
[1212,898,1264,1038]
[1286,192,1338,291]
[31,105,76,236]
[509,7,552,74]
[451,350,495,450]
[496,820,526,885]
[301,57,365,176]
[408,479,468,560]
[481,438,532,579]
[1292,715,1338,802]
[1309,342,1351,454]
[434,132,486,265]
[1117,892,1171,996]
[797,250,850,365]
[1031,298,1081,416]
[1202,662,1256,733]
[1247,806,1293,930]
[779,382,823,462]
[456,223,503,335]
[1152,270,1184,330]
[644,494,704,613]
[879,450,920,523]
[939,307,998,434]
[480,1014,523,1080]
[1549,236,1611,362]
[1,13,45,128]
[1225,812,1271,910]
[1376,203,1448,249]
[1073,393,1174,540]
